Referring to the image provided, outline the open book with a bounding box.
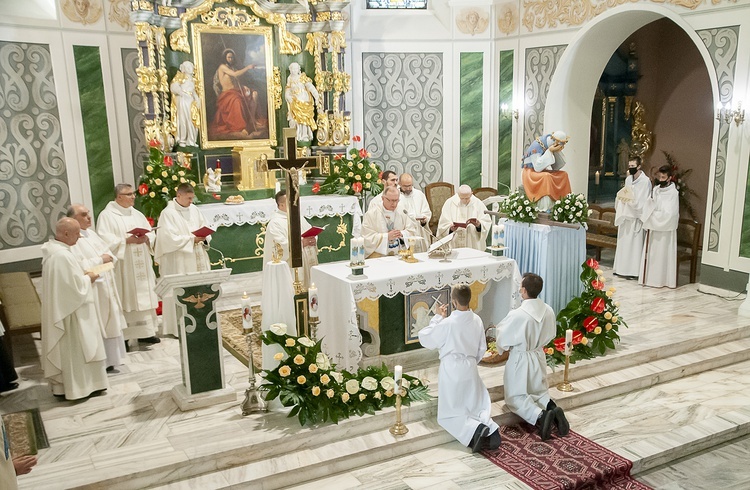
[192,226,216,238]
[428,233,456,253]
[301,224,328,239]
[85,261,114,276]
[452,222,468,229]
[127,227,154,237]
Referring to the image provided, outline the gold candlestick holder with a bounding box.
[293,268,304,295]
[241,325,268,415]
[556,352,574,392]
[309,316,320,342]
[389,383,409,435]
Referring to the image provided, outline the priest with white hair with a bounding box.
[399,173,432,253]
[437,185,491,251]
[362,185,418,258]
[41,218,108,400]
[68,204,127,372]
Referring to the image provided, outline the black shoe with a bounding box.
[106,366,120,374]
[536,409,554,441]
[469,424,490,453]
[485,428,502,450]
[553,406,570,436]
[0,382,19,393]
[546,399,557,411]
[138,336,161,344]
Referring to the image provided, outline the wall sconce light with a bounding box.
[501,103,519,121]
[716,101,745,126]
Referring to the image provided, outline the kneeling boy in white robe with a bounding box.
[418,284,500,452]
[496,272,569,441]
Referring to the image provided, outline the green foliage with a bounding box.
[500,190,538,223]
[662,150,700,221]
[261,324,432,426]
[135,144,198,224]
[545,258,628,366]
[319,137,382,196]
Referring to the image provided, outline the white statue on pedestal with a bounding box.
[171,61,201,147]
[285,62,320,143]
[205,167,222,193]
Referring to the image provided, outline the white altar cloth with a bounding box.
[198,195,362,232]
[311,248,521,371]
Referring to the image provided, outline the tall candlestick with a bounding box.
[565,329,572,356]
[308,283,319,319]
[241,292,253,332]
[394,365,402,393]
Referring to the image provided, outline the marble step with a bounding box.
[151,336,750,489]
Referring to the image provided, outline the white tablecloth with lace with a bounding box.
[311,248,521,371]
[198,195,362,234]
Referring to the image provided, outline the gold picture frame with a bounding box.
[192,24,277,149]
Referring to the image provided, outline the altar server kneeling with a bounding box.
[418,284,501,452]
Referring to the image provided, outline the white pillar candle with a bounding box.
[350,236,358,265]
[275,179,281,193]
[359,237,366,263]
[492,224,500,248]
[308,283,319,319]
[241,292,253,332]
[497,223,505,247]
[595,171,600,186]
[394,364,402,393]
[565,329,573,356]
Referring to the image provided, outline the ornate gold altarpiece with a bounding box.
[130,0,351,190]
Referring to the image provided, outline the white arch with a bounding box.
[544,4,719,197]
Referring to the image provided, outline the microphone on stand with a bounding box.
[403,209,437,246]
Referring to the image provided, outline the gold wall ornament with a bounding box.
[158,5,179,17]
[317,216,348,253]
[630,101,652,157]
[522,0,723,32]
[237,0,302,55]
[234,147,275,190]
[285,13,312,23]
[272,67,283,110]
[315,12,331,22]
[138,0,152,10]
[201,6,260,28]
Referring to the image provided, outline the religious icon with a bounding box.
[62,0,103,25]
[404,287,451,344]
[192,25,277,149]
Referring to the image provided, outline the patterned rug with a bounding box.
[481,423,652,490]
[219,307,263,370]
[2,408,49,457]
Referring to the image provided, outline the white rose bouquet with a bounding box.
[500,190,538,223]
[550,193,589,225]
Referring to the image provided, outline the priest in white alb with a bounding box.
[41,218,108,400]
[68,204,127,371]
[639,165,680,288]
[97,184,160,347]
[361,185,417,258]
[614,156,652,278]
[154,183,212,337]
[399,173,432,253]
[437,185,491,250]
[418,285,501,452]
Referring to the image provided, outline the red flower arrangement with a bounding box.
[312,183,321,194]
[590,297,605,313]
[319,135,382,196]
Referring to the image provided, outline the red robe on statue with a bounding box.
[210,89,256,136]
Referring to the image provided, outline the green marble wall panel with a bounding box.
[178,284,223,394]
[121,48,149,182]
[741,152,750,258]
[460,52,484,189]
[205,213,354,274]
[74,45,115,219]
[498,50,514,192]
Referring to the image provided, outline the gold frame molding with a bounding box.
[192,23,278,149]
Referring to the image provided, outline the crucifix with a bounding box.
[262,128,326,291]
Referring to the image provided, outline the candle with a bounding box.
[308,283,319,319]
[394,365,402,393]
[595,171,600,185]
[497,224,505,247]
[565,329,572,356]
[350,236,358,265]
[275,179,281,193]
[358,237,365,264]
[241,292,253,333]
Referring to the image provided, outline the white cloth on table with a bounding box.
[41,239,108,400]
[614,172,652,277]
[496,298,556,425]
[361,200,417,258]
[418,309,498,446]
[155,199,212,336]
[71,229,127,368]
[97,201,159,340]
[400,188,432,253]
[261,209,318,288]
[437,194,491,251]
[639,183,679,288]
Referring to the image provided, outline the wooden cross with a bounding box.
[265,128,325,270]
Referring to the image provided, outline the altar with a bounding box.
[502,219,586,313]
[198,195,362,274]
[311,248,521,371]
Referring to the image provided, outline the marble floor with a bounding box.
[2,251,750,489]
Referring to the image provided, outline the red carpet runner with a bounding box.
[481,424,652,489]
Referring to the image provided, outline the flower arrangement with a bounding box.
[136,140,197,224]
[550,193,589,225]
[545,258,627,366]
[319,136,383,196]
[500,190,538,223]
[261,323,431,426]
[662,151,699,221]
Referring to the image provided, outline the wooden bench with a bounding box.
[677,218,701,284]
[586,205,618,260]
[0,272,42,359]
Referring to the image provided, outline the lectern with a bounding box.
[155,268,235,411]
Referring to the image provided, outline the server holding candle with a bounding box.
[496,273,570,441]
[418,284,500,452]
